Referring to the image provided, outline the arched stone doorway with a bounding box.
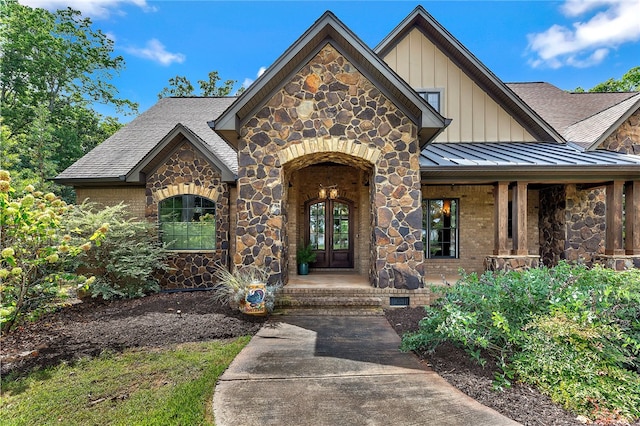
[284,155,373,278]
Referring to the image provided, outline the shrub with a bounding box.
[401,262,640,423]
[0,171,104,333]
[213,265,281,313]
[62,202,168,300]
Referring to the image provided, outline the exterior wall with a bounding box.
[75,187,146,219]
[237,43,423,288]
[539,184,606,267]
[382,27,535,143]
[599,109,640,154]
[422,184,540,275]
[146,141,231,289]
[287,164,370,276]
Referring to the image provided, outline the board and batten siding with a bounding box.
[383,28,535,143]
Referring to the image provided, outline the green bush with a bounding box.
[63,202,168,300]
[0,170,104,333]
[402,262,640,423]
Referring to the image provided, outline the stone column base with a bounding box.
[484,255,540,272]
[594,255,640,271]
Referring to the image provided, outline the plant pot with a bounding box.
[298,263,309,275]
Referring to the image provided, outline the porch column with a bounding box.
[511,181,528,255]
[626,181,640,255]
[605,180,625,255]
[494,181,509,255]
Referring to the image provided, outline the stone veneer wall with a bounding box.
[539,184,606,267]
[146,141,231,289]
[600,109,640,154]
[423,184,539,275]
[237,43,422,288]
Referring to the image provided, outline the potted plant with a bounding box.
[296,243,316,275]
[213,265,281,315]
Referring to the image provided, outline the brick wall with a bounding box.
[422,184,540,275]
[75,186,146,219]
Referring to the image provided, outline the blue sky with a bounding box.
[20,0,640,123]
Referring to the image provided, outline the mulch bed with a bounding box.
[2,293,637,425]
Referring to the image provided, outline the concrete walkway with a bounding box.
[213,316,519,426]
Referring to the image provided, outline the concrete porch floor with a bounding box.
[287,270,461,288]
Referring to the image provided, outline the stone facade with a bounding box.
[236,43,422,288]
[146,141,231,288]
[600,109,640,154]
[539,184,606,267]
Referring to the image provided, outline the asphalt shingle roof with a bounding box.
[507,82,638,147]
[56,97,237,181]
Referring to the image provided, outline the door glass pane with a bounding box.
[332,202,349,250]
[309,202,325,250]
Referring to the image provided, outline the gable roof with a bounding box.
[55,97,237,184]
[375,6,563,144]
[508,82,640,150]
[211,10,449,149]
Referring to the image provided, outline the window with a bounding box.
[159,195,216,250]
[423,198,459,258]
[418,90,443,113]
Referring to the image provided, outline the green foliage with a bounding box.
[62,202,168,300]
[575,66,640,93]
[213,265,282,313]
[157,70,240,98]
[296,243,317,265]
[402,263,640,423]
[0,171,104,333]
[0,1,131,194]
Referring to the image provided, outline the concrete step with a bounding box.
[273,307,384,316]
[275,291,384,316]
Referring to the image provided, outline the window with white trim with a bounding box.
[159,195,216,250]
[423,198,459,258]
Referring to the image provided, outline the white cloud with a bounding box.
[18,0,155,19]
[123,39,185,66]
[527,0,640,68]
[242,66,268,89]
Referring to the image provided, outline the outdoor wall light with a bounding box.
[319,184,338,199]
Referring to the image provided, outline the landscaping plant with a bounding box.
[402,262,640,424]
[213,264,282,313]
[62,201,168,300]
[0,170,105,333]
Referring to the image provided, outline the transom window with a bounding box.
[159,195,216,250]
[423,198,459,258]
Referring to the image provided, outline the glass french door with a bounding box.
[306,200,353,268]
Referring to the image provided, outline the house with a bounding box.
[56,6,640,299]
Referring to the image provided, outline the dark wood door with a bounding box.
[306,199,353,268]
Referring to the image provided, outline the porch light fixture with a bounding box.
[319,184,339,200]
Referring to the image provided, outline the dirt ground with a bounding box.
[1,292,634,425]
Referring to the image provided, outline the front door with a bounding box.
[306,199,354,268]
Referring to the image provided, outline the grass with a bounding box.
[0,337,250,425]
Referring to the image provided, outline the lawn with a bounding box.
[1,337,250,425]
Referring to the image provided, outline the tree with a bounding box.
[0,1,133,192]
[158,71,240,98]
[575,66,640,93]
